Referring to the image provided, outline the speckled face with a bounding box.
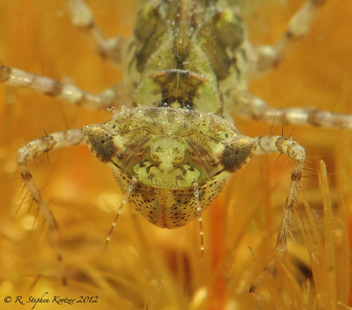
[84,107,256,228]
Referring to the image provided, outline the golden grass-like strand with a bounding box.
[319,160,337,310]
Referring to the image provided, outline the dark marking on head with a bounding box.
[84,126,114,163]
[221,137,256,173]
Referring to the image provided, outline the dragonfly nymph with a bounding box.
[2,0,351,285]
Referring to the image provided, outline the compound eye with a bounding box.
[84,125,114,163]
[221,137,257,173]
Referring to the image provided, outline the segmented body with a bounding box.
[1,0,350,288]
[84,0,257,229]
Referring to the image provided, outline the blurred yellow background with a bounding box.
[0,0,351,309]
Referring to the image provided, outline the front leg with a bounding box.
[254,135,306,251]
[17,129,85,285]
